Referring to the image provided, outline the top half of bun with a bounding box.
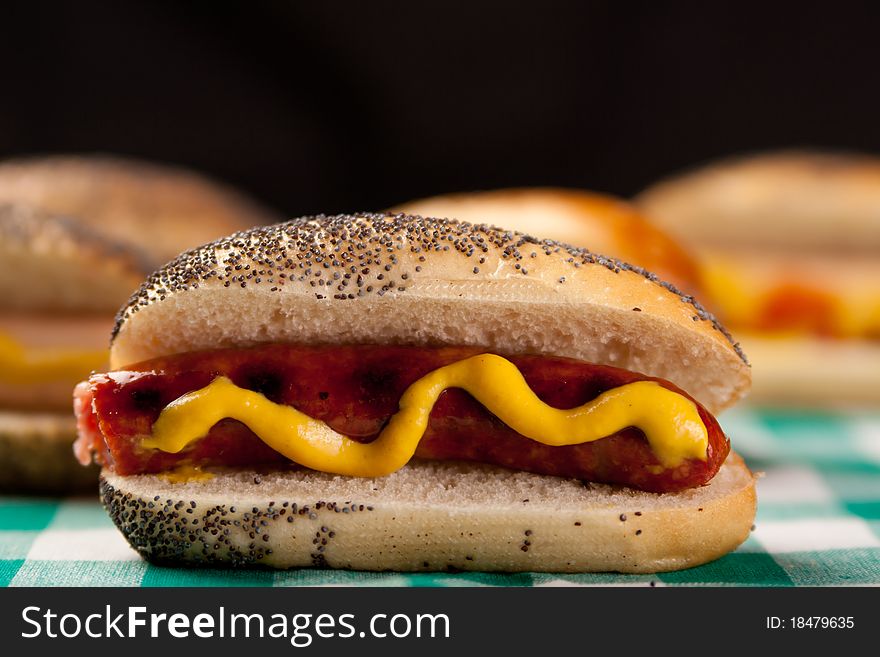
[0,154,282,266]
[636,150,880,253]
[110,214,749,414]
[0,204,149,313]
[393,188,701,295]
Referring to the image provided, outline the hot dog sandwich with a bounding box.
[0,155,279,491]
[74,213,756,572]
[637,151,880,406]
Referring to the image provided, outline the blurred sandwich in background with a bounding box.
[0,155,280,491]
[394,187,702,296]
[0,155,281,265]
[637,151,880,407]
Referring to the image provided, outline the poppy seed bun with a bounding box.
[110,213,749,413]
[637,151,880,406]
[100,453,755,573]
[394,188,702,295]
[636,151,880,251]
[0,412,97,492]
[0,204,148,313]
[0,155,281,266]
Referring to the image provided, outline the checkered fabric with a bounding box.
[2,407,879,587]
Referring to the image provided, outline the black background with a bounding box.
[2,1,878,217]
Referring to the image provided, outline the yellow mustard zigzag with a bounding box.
[144,353,708,477]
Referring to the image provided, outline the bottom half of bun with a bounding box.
[101,453,756,574]
[0,411,98,492]
[740,333,880,407]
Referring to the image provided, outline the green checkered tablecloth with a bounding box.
[2,407,879,587]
